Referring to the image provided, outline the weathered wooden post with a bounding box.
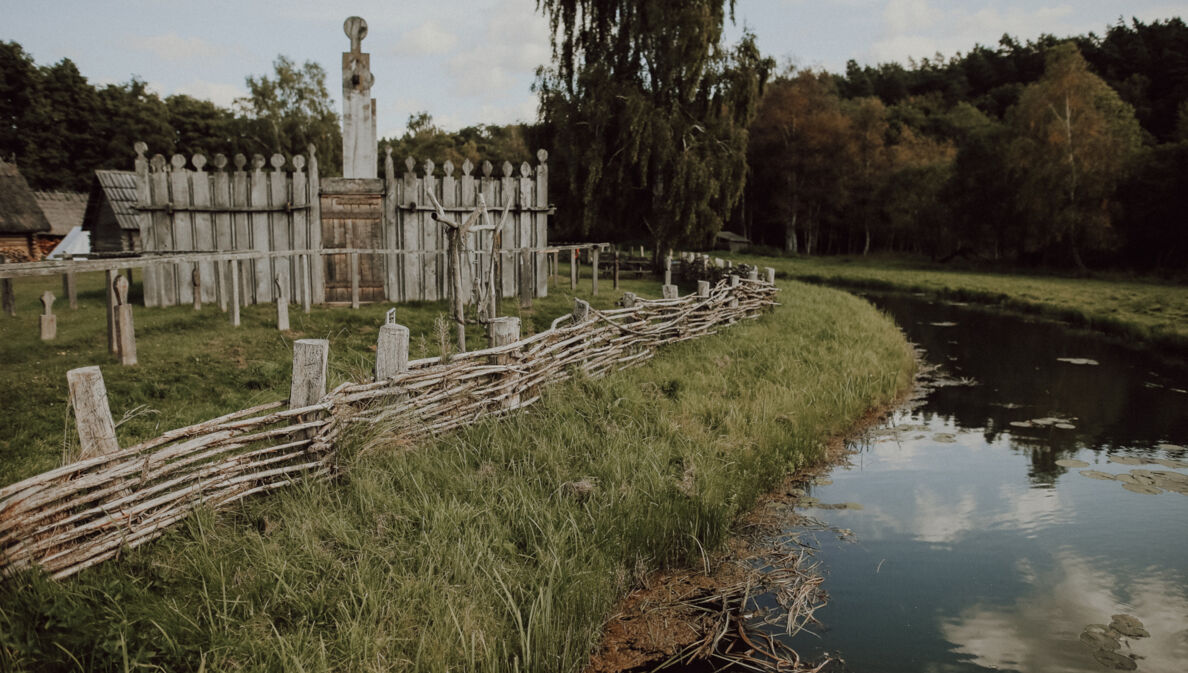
[39,291,56,340]
[664,254,672,286]
[714,258,725,269]
[63,272,77,310]
[591,248,600,295]
[375,309,410,380]
[748,268,759,282]
[229,259,241,327]
[114,276,137,366]
[1,277,13,316]
[729,275,740,310]
[290,339,329,408]
[192,268,202,311]
[698,280,710,298]
[519,249,533,309]
[551,251,559,287]
[573,298,591,323]
[67,366,119,459]
[275,277,290,331]
[570,249,578,290]
[350,252,360,309]
[488,316,520,361]
[300,254,312,314]
[662,284,679,299]
[621,291,637,308]
[613,249,620,290]
[105,269,118,354]
[766,267,776,284]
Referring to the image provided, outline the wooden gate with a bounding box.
[320,178,385,303]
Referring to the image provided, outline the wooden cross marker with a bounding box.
[39,291,56,340]
[114,276,137,365]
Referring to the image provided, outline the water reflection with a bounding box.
[768,293,1188,673]
[942,551,1188,673]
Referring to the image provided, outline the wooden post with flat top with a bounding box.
[290,339,328,409]
[39,291,56,340]
[114,276,137,365]
[67,366,119,459]
[376,310,410,380]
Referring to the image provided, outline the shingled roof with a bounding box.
[34,190,88,236]
[84,170,141,232]
[0,157,52,235]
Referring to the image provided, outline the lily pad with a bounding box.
[1092,649,1138,670]
[929,321,958,327]
[1054,423,1076,430]
[1108,456,1146,466]
[1080,470,1116,481]
[1157,443,1185,452]
[1010,421,1035,429]
[932,433,957,443]
[1153,458,1188,469]
[1109,614,1150,638]
[1057,357,1100,366]
[1056,459,1090,468]
[1080,629,1121,651]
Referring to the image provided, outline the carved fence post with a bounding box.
[63,272,77,310]
[114,276,137,365]
[376,309,410,380]
[38,291,56,340]
[290,339,328,409]
[67,366,119,459]
[275,277,290,331]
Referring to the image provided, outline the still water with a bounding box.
[773,293,1188,673]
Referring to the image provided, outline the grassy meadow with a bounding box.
[729,252,1188,354]
[0,267,914,672]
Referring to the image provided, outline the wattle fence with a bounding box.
[0,274,777,580]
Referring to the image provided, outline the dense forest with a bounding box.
[2,15,1186,270]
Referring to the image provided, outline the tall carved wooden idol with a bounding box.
[342,16,377,179]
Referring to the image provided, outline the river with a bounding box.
[753,292,1188,673]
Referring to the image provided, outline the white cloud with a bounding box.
[444,0,550,98]
[173,80,246,108]
[393,21,459,56]
[129,33,238,63]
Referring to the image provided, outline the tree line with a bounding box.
[4,11,1186,271]
[743,18,1188,271]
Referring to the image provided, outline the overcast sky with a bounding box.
[2,1,1185,138]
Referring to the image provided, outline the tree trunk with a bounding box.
[785,212,799,255]
[863,226,872,255]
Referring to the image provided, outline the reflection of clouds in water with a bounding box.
[862,483,1068,545]
[942,551,1188,673]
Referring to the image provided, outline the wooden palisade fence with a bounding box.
[0,272,777,579]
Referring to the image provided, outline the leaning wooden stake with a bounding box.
[376,310,410,380]
[39,291,56,340]
[114,276,137,366]
[67,366,119,459]
[105,269,118,354]
[290,339,328,408]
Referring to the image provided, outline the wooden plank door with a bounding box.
[320,179,385,303]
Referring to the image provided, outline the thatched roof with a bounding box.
[34,191,88,236]
[84,170,141,232]
[0,158,51,235]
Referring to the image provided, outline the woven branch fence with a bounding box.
[0,275,778,580]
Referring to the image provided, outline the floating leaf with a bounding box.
[1056,459,1090,468]
[932,433,957,443]
[1109,614,1150,638]
[1122,482,1162,495]
[1108,456,1145,466]
[1057,357,1100,366]
[1080,470,1116,480]
[1010,421,1035,428]
[1092,650,1137,670]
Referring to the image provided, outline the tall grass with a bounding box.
[0,281,914,672]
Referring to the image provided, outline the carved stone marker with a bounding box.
[376,309,410,380]
[39,291,56,340]
[114,276,137,365]
[67,366,119,459]
[342,16,377,179]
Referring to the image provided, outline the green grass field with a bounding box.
[728,252,1188,354]
[0,268,914,672]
